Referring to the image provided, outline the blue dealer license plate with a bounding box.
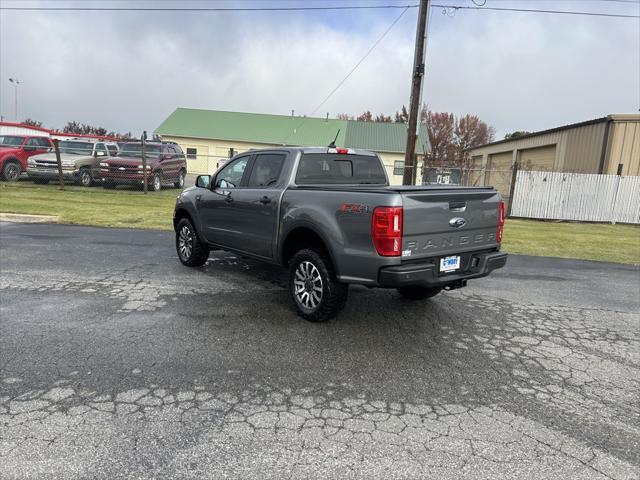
[440,255,460,272]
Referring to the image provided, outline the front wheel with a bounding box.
[176,218,209,266]
[2,161,21,182]
[151,172,162,192]
[396,285,442,300]
[288,249,348,322]
[78,167,93,187]
[174,170,186,188]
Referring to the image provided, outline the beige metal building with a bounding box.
[467,114,640,197]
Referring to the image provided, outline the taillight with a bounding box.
[372,206,403,256]
[497,200,505,243]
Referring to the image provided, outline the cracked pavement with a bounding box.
[1,223,638,479]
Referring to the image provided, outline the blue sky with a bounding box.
[1,0,638,138]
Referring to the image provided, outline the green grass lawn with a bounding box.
[1,181,639,264]
[0,181,177,230]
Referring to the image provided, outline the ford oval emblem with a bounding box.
[449,217,466,228]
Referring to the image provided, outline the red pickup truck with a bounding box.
[0,135,53,181]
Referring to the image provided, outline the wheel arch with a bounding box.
[173,206,207,243]
[280,224,339,275]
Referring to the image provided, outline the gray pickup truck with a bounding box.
[174,147,507,321]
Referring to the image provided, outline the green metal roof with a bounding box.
[156,108,429,154]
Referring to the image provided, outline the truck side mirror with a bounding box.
[96,151,106,157]
[195,175,210,188]
[23,146,36,152]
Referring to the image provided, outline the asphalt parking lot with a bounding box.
[1,222,638,479]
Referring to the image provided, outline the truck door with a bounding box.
[225,152,286,258]
[197,155,251,247]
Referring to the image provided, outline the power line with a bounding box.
[2,2,637,18]
[431,4,639,18]
[0,3,419,12]
[281,5,411,144]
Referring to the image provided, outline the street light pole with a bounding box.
[8,78,20,121]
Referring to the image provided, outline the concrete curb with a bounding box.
[0,212,60,224]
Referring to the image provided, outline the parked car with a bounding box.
[0,135,52,181]
[98,141,187,191]
[173,147,507,321]
[26,139,118,187]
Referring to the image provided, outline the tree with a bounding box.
[336,113,354,120]
[454,114,495,167]
[22,118,43,128]
[60,121,132,139]
[394,105,409,124]
[424,110,455,168]
[356,111,373,122]
[375,113,392,123]
[504,131,530,140]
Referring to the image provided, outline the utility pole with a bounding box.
[402,0,429,186]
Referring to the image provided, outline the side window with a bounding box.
[173,145,185,159]
[26,138,40,146]
[186,147,197,160]
[247,154,285,188]
[393,160,404,176]
[36,137,51,147]
[215,156,250,189]
[107,145,118,156]
[95,143,108,155]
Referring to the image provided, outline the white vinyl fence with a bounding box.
[510,171,640,224]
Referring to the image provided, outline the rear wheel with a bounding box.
[176,218,209,266]
[174,169,186,188]
[78,167,93,187]
[2,161,21,182]
[288,249,348,322]
[396,286,442,300]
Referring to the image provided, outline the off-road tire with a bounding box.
[2,160,21,182]
[288,248,348,322]
[78,167,93,187]
[176,218,209,267]
[174,169,186,189]
[396,285,442,300]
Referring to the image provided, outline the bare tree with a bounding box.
[356,111,373,122]
[22,118,43,128]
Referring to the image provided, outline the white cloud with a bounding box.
[1,1,638,139]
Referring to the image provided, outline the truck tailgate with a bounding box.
[397,187,501,260]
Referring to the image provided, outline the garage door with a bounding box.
[519,144,556,171]
[486,151,513,197]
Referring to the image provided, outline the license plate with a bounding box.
[440,255,460,272]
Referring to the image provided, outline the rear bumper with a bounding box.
[378,251,507,288]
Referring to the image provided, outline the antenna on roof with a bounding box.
[328,129,340,148]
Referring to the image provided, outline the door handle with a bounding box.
[259,196,271,205]
[225,194,233,203]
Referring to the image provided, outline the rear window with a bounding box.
[296,153,386,185]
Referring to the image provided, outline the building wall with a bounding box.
[603,119,640,176]
[162,135,415,185]
[467,121,609,176]
[0,124,50,137]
